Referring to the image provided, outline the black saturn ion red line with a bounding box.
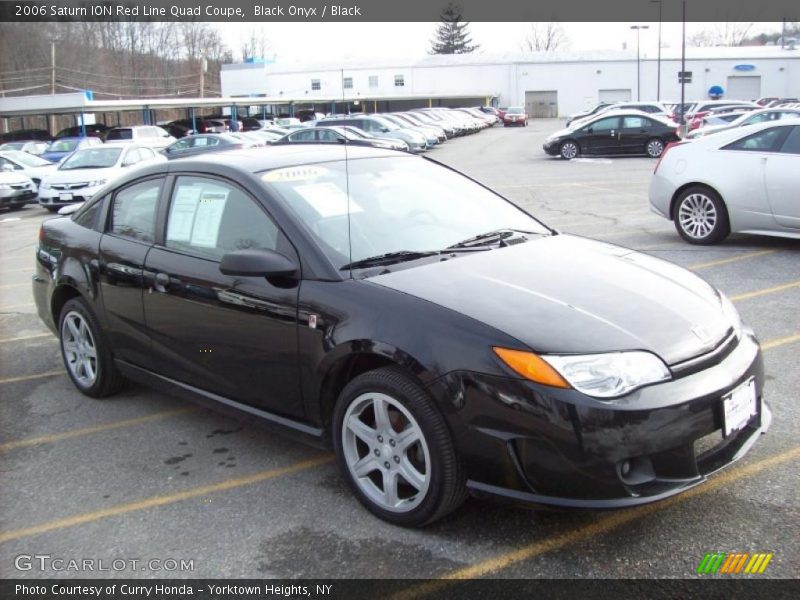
[33,145,770,526]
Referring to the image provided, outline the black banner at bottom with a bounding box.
[1,579,798,600]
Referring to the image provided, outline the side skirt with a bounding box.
[116,360,329,450]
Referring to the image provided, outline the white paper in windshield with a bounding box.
[295,182,362,218]
[166,185,201,243]
[190,190,229,247]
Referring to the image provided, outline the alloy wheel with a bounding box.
[678,193,718,240]
[646,139,664,158]
[61,310,98,387]
[341,392,431,513]
[561,141,578,159]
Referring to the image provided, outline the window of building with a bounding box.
[394,75,404,87]
[343,77,353,89]
[368,75,379,88]
[311,79,321,91]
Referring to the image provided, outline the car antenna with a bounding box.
[342,68,354,280]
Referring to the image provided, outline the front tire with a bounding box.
[59,297,124,397]
[7,203,25,211]
[673,186,730,245]
[333,366,466,527]
[645,137,665,158]
[560,140,579,160]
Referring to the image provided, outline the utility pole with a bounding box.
[630,25,649,101]
[50,41,56,135]
[199,52,206,98]
[680,0,687,134]
[651,0,663,101]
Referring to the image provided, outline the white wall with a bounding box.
[221,53,800,117]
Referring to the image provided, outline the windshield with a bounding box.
[262,156,549,271]
[60,147,123,170]
[47,140,79,153]
[0,142,25,151]
[507,107,524,115]
[371,116,398,131]
[4,151,50,167]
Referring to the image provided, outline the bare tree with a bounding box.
[240,27,273,62]
[522,23,569,52]
[688,22,754,47]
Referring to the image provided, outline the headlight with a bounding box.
[40,181,51,189]
[86,179,107,187]
[720,292,742,338]
[0,184,11,190]
[494,347,671,398]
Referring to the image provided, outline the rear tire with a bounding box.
[673,186,730,245]
[58,297,125,398]
[333,366,466,527]
[560,140,579,160]
[7,203,24,211]
[45,206,60,213]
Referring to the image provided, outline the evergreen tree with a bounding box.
[429,3,479,54]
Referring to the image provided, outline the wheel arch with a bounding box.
[50,282,83,328]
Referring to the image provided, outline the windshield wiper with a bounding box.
[446,228,539,249]
[340,250,439,270]
[62,165,109,170]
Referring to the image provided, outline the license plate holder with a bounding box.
[59,192,73,201]
[723,377,757,437]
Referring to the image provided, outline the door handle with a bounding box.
[153,272,171,293]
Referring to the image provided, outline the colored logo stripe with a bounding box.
[697,552,773,574]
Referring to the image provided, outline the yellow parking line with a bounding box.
[394,445,800,597]
[0,454,333,544]
[689,249,777,270]
[761,332,800,351]
[731,280,800,302]
[0,332,52,344]
[0,370,62,385]
[0,407,198,453]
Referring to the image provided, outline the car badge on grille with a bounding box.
[692,325,713,345]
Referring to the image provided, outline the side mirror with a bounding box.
[381,128,390,133]
[219,248,298,278]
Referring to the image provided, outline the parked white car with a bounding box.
[649,119,800,244]
[38,144,166,212]
[688,108,800,139]
[0,169,37,211]
[0,150,57,188]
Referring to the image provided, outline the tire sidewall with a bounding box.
[332,368,455,527]
[646,137,665,158]
[58,297,116,397]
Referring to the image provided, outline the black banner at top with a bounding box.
[1,0,799,22]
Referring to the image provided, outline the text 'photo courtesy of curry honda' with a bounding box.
[33,145,770,527]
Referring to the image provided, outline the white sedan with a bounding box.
[649,119,800,244]
[38,144,165,212]
[0,150,57,189]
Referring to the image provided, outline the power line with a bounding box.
[56,65,200,81]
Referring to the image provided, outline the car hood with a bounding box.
[0,172,33,185]
[369,235,731,365]
[47,166,121,183]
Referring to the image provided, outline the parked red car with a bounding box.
[503,106,528,127]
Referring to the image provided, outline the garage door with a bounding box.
[599,89,632,103]
[726,76,761,101]
[525,91,558,118]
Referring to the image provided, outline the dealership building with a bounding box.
[221,46,800,117]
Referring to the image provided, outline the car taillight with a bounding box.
[231,144,244,150]
[654,141,687,174]
[38,225,45,243]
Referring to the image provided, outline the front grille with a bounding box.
[670,330,738,378]
[51,183,88,191]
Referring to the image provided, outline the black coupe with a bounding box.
[33,146,769,526]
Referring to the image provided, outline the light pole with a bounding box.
[650,1,662,101]
[630,25,649,101]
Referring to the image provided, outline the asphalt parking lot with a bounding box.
[0,119,798,581]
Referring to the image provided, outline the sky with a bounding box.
[217,22,788,64]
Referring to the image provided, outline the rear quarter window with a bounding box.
[107,129,133,141]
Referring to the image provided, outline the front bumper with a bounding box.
[38,185,101,207]
[542,140,561,155]
[0,187,37,206]
[431,331,768,508]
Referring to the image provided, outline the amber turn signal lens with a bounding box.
[492,347,571,389]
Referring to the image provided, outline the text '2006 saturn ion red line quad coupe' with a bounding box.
[33,145,770,526]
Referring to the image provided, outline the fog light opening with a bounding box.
[617,456,656,485]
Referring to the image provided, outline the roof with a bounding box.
[166,144,401,174]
